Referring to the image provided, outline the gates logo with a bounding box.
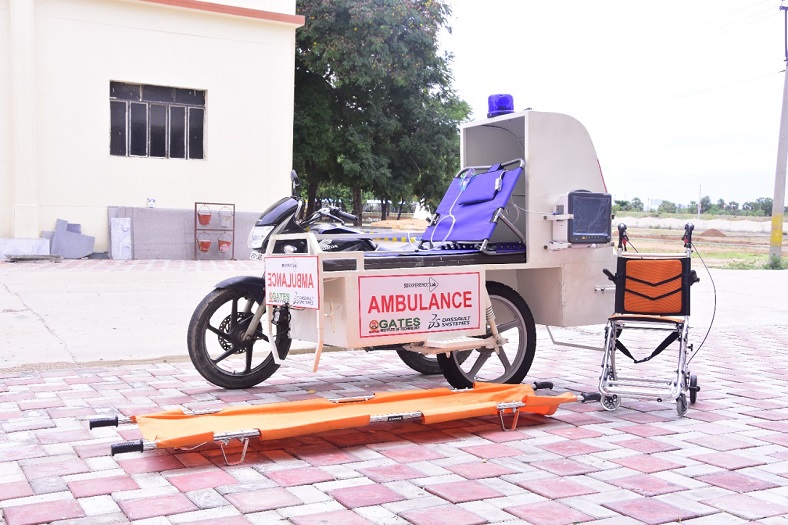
[368,320,379,333]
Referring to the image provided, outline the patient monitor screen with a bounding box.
[568,192,612,243]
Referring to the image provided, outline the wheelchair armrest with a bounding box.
[689,269,700,285]
[603,268,616,283]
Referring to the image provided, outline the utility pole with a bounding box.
[771,5,788,261]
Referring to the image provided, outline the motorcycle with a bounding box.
[187,171,444,389]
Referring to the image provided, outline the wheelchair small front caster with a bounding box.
[676,393,688,417]
[601,394,621,411]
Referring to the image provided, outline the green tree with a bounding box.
[613,199,631,213]
[700,195,712,213]
[294,0,470,222]
[757,197,774,216]
[743,197,773,216]
[630,197,644,212]
[658,200,677,214]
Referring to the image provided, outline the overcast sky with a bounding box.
[441,0,784,207]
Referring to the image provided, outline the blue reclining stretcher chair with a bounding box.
[349,159,526,272]
[420,159,525,254]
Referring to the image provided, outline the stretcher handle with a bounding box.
[532,381,553,390]
[579,392,601,403]
[603,268,616,283]
[111,440,145,456]
[89,416,119,429]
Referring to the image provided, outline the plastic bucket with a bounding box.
[219,206,232,228]
[197,206,212,226]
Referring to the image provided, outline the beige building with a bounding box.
[1,0,304,256]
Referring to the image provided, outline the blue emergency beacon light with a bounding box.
[487,94,515,118]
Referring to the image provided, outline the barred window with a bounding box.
[110,82,205,159]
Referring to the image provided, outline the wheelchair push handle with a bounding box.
[682,223,694,248]
[617,223,629,251]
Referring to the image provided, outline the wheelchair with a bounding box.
[598,223,701,416]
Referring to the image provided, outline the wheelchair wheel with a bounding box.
[601,394,621,411]
[676,393,688,417]
[689,374,699,404]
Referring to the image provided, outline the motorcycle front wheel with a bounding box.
[187,287,290,389]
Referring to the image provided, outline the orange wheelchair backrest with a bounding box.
[614,256,691,316]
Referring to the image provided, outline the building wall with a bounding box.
[0,0,302,253]
[0,1,11,232]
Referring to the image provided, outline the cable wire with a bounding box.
[687,241,717,364]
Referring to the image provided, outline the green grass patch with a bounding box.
[765,254,788,270]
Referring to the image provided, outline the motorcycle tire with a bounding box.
[187,287,290,389]
[437,282,536,389]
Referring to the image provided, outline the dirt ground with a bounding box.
[369,218,786,269]
[625,227,785,268]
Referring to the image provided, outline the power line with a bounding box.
[678,7,778,46]
[674,71,782,99]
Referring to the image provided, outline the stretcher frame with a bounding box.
[90,382,601,464]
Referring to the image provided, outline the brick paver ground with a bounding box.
[2,261,788,524]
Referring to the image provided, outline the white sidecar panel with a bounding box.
[288,265,488,350]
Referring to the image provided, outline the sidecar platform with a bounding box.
[90,382,595,464]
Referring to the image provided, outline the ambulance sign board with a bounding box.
[265,256,320,309]
[359,272,482,338]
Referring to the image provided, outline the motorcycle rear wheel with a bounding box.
[187,287,290,389]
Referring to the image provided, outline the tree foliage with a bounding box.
[293,0,471,221]
[616,194,785,217]
[613,198,643,213]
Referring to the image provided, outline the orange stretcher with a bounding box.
[90,382,599,464]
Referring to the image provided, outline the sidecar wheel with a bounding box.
[395,348,471,375]
[395,349,442,375]
[187,287,290,389]
[437,282,536,389]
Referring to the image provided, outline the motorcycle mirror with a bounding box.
[290,170,300,196]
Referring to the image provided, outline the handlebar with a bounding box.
[307,207,358,225]
[333,208,358,222]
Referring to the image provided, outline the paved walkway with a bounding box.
[1,260,788,524]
